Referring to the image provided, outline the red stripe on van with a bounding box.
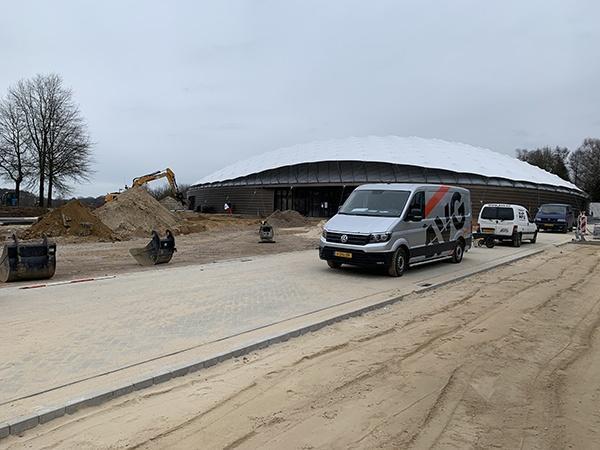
[424,186,450,217]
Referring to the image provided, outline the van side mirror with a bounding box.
[407,208,423,221]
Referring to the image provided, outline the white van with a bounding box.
[476,204,537,247]
[319,184,472,277]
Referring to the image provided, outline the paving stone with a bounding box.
[8,415,38,435]
[133,377,154,391]
[37,407,65,424]
[152,371,172,385]
[0,422,9,439]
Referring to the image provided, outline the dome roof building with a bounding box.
[187,136,585,217]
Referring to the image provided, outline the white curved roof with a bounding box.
[196,136,580,191]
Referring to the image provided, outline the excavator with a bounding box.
[105,168,185,205]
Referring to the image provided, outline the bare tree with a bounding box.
[573,138,600,201]
[8,74,93,206]
[568,148,586,188]
[45,91,93,205]
[516,146,570,181]
[0,94,33,206]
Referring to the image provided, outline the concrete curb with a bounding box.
[0,244,556,440]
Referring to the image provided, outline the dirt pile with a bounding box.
[159,196,185,211]
[24,200,115,240]
[95,187,179,238]
[266,210,310,228]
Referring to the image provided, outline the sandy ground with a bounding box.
[0,217,322,288]
[5,243,599,449]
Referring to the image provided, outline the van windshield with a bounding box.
[339,190,410,217]
[539,205,567,214]
[481,206,514,221]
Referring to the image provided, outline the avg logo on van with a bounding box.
[425,190,466,245]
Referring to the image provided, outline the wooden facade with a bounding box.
[188,161,586,218]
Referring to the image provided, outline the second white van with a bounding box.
[476,203,537,247]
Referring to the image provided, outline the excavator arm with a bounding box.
[132,168,185,204]
[106,168,185,204]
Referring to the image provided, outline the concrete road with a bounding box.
[0,232,570,422]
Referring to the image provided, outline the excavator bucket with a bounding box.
[129,230,176,266]
[0,234,57,283]
[258,221,275,243]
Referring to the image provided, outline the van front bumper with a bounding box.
[536,221,567,231]
[319,246,394,267]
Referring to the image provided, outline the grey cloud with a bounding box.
[1,0,599,196]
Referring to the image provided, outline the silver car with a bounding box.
[319,183,472,276]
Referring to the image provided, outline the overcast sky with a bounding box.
[1,0,599,196]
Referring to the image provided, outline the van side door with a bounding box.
[403,190,427,261]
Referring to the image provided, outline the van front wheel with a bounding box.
[512,232,522,247]
[388,248,408,277]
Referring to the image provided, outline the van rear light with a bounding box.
[513,225,518,233]
[476,223,481,232]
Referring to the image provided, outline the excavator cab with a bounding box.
[129,230,176,266]
[0,234,57,283]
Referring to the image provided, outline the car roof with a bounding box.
[481,203,525,209]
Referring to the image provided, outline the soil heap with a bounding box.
[266,210,310,228]
[95,187,179,238]
[24,200,115,240]
[160,196,185,211]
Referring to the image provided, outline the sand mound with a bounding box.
[160,196,185,211]
[95,187,179,238]
[267,210,310,228]
[24,200,115,240]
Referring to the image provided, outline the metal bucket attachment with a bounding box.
[259,221,275,243]
[129,230,176,266]
[0,234,57,283]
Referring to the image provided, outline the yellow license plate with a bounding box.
[334,251,352,259]
[482,228,495,234]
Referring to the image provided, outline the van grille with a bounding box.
[325,232,370,246]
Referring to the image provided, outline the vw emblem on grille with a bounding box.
[340,234,348,243]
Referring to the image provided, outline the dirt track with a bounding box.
[0,223,321,288]
[5,244,600,449]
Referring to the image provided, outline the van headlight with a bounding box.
[322,229,328,238]
[369,232,391,243]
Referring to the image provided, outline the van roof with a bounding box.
[482,203,525,209]
[355,183,468,192]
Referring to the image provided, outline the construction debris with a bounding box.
[23,200,115,240]
[96,187,179,239]
[266,210,310,228]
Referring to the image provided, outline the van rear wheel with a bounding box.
[388,248,408,277]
